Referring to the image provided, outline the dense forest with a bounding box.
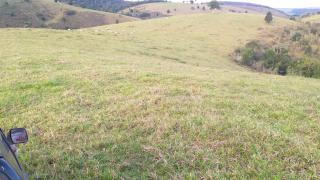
[59,0,164,12]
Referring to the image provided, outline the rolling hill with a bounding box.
[280,8,320,16]
[1,12,320,179]
[120,2,289,19]
[302,14,320,23]
[0,0,137,29]
[220,1,289,18]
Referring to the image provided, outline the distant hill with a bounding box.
[220,1,289,18]
[120,2,289,19]
[279,8,320,16]
[0,0,137,29]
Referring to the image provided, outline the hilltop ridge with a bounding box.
[120,1,289,19]
[0,0,137,29]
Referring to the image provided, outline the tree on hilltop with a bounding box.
[265,12,273,24]
[208,0,220,10]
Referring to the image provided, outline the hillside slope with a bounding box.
[0,0,137,29]
[221,1,288,18]
[302,14,320,23]
[1,13,320,179]
[120,2,288,19]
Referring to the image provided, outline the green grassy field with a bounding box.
[1,13,320,179]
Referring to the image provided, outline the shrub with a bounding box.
[167,9,170,14]
[237,42,293,75]
[304,45,312,55]
[264,12,273,24]
[276,52,291,75]
[283,28,290,35]
[241,48,255,66]
[311,27,318,35]
[263,49,277,69]
[289,16,296,21]
[139,12,151,18]
[291,32,302,41]
[36,13,46,21]
[293,58,320,78]
[65,10,76,16]
[239,41,264,66]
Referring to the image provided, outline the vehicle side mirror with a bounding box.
[7,128,28,144]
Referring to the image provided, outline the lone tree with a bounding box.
[208,0,220,10]
[265,12,273,23]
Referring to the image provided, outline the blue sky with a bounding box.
[168,0,320,8]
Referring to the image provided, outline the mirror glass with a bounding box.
[9,128,28,144]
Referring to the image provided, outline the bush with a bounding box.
[264,12,273,24]
[304,45,312,55]
[311,27,318,35]
[241,48,255,66]
[276,52,291,75]
[293,58,320,78]
[239,41,264,66]
[263,49,277,69]
[139,12,151,18]
[65,10,76,16]
[291,32,302,41]
[36,13,46,21]
[289,16,296,21]
[237,42,293,75]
